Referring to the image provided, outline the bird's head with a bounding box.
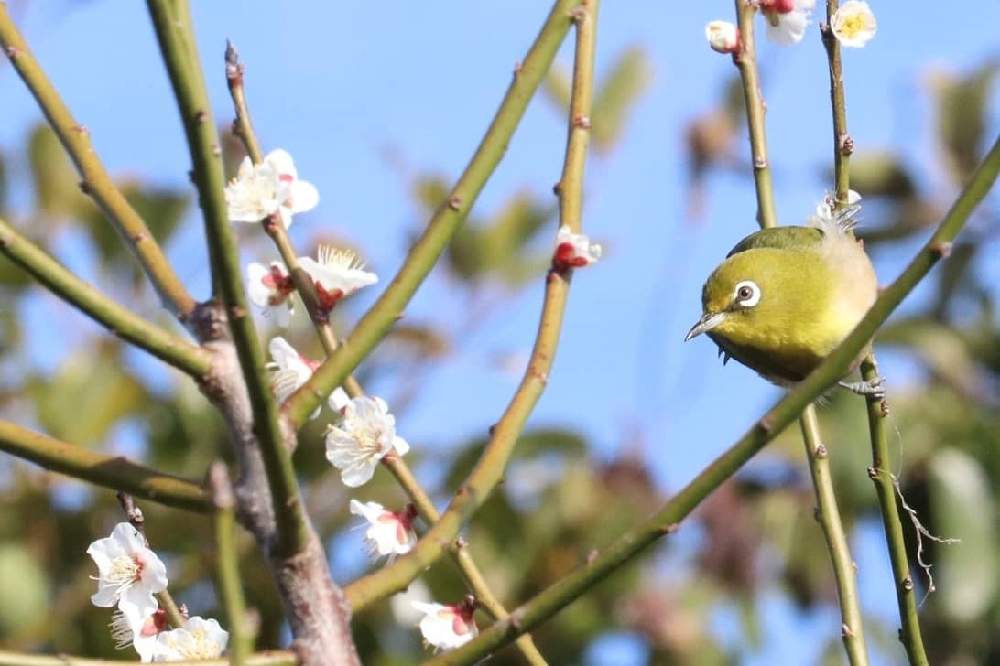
[685,249,800,347]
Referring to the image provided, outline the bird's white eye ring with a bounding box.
[734,280,761,307]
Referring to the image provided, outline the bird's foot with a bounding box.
[839,376,886,400]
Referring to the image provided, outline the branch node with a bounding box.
[753,155,767,169]
[552,181,562,196]
[813,443,828,459]
[586,548,599,565]
[866,466,878,480]
[447,195,463,211]
[839,133,855,156]
[78,181,93,196]
[901,576,914,592]
[930,241,953,259]
[4,45,20,60]
[194,110,208,124]
[755,415,775,436]
[71,123,89,136]
[573,114,592,130]
[841,623,854,638]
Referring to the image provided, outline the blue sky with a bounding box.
[2,1,998,663]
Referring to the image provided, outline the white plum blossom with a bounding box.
[705,20,740,54]
[246,261,295,326]
[830,0,876,48]
[298,246,378,316]
[325,395,409,487]
[266,337,350,417]
[412,597,478,652]
[224,149,319,227]
[349,499,418,561]
[110,605,166,662]
[552,225,602,271]
[761,0,816,46]
[152,616,229,662]
[87,522,168,617]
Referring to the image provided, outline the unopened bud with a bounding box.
[705,21,740,54]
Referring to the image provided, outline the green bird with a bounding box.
[685,203,883,395]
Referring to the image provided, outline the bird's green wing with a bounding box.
[726,226,824,258]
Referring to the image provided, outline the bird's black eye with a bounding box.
[733,280,761,307]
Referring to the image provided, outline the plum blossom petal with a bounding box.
[552,225,602,271]
[224,149,318,227]
[87,522,168,617]
[325,395,408,487]
[152,616,228,661]
[705,20,740,54]
[110,605,167,662]
[412,597,478,651]
[762,0,816,46]
[246,261,295,326]
[831,0,876,48]
[266,337,349,417]
[349,499,418,560]
[299,246,378,316]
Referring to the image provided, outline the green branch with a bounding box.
[424,125,1000,666]
[210,462,252,665]
[732,0,778,229]
[0,7,196,319]
[821,2,928,661]
[282,0,583,427]
[799,406,868,663]
[145,0,309,556]
[0,218,211,378]
[0,420,210,512]
[822,1,852,205]
[345,0,598,614]
[860,359,928,665]
[0,650,296,666]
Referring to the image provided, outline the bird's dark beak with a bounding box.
[685,312,725,341]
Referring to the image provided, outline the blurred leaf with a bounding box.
[929,61,999,183]
[0,542,50,634]
[28,124,84,218]
[591,47,651,154]
[543,65,572,112]
[80,182,189,272]
[933,241,977,319]
[25,341,149,446]
[846,151,916,199]
[445,427,586,489]
[928,448,997,621]
[857,197,943,246]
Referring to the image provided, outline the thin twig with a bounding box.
[0,218,211,378]
[799,407,869,664]
[422,123,1000,666]
[345,0,597,614]
[0,420,210,512]
[210,462,252,665]
[224,43,548,665]
[282,0,585,427]
[732,0,778,229]
[0,7,196,319]
[734,2,868,662]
